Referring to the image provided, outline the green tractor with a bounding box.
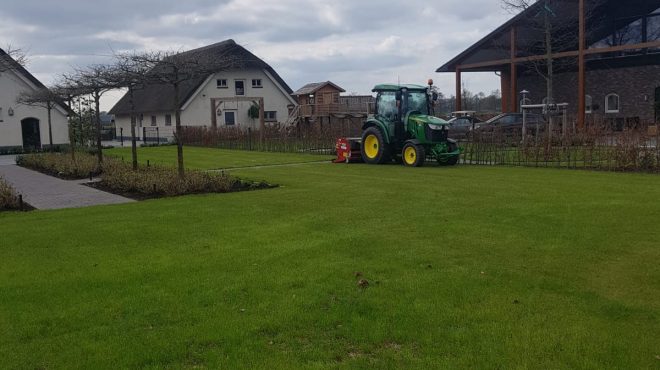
[361,81,461,167]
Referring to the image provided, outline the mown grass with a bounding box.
[1,146,659,369]
[105,145,332,170]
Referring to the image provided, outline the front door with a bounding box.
[21,118,41,150]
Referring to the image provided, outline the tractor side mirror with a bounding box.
[432,92,439,102]
[395,91,402,102]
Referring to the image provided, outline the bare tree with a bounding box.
[107,53,154,171]
[501,0,607,103]
[125,49,247,178]
[0,45,28,72]
[62,65,119,166]
[16,88,63,150]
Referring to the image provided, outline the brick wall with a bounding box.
[518,65,660,123]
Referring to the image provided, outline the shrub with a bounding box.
[0,176,19,211]
[98,161,251,198]
[16,152,100,179]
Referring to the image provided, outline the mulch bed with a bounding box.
[84,180,278,201]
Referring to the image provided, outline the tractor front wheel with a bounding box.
[402,143,425,167]
[361,127,390,164]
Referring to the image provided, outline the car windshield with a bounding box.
[486,114,506,124]
[406,91,429,115]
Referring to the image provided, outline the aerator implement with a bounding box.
[336,80,461,167]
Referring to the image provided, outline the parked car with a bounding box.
[477,113,546,136]
[448,116,482,139]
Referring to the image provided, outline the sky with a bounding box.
[0,0,513,111]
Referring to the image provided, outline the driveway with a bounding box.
[0,164,134,210]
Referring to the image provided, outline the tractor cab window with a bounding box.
[406,91,429,114]
[376,92,397,121]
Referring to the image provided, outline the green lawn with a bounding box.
[1,147,659,369]
[105,145,332,170]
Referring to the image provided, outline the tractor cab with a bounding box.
[360,81,461,167]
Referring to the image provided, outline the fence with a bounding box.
[179,120,363,155]
[179,120,660,173]
[459,122,660,173]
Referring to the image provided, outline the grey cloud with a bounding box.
[1,0,511,105]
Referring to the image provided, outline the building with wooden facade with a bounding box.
[437,0,660,127]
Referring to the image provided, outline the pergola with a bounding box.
[436,0,660,128]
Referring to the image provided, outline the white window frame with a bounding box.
[235,80,245,96]
[264,111,277,121]
[251,79,263,88]
[165,114,172,126]
[217,79,228,89]
[585,95,593,114]
[605,93,620,113]
[224,111,236,126]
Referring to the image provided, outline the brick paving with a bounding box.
[0,161,134,210]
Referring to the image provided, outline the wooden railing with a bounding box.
[298,103,373,117]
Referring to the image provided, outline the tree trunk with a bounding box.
[47,103,53,151]
[545,10,555,140]
[173,81,185,178]
[129,88,138,171]
[94,91,103,166]
[67,97,75,161]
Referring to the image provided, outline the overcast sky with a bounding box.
[1,0,513,111]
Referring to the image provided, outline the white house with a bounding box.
[0,49,70,151]
[110,40,297,141]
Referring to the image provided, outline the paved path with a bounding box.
[0,155,17,166]
[0,164,134,210]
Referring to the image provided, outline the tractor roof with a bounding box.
[372,84,428,92]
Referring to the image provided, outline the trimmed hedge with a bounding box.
[97,161,241,198]
[16,152,100,180]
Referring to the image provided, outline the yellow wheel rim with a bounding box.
[404,146,417,165]
[364,135,379,159]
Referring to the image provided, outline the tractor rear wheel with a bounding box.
[361,127,390,164]
[402,143,425,167]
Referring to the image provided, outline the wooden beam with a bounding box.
[583,40,660,55]
[577,0,586,129]
[501,69,511,113]
[455,67,462,111]
[510,27,518,113]
[455,41,660,71]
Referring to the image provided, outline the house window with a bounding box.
[165,114,172,126]
[264,111,277,121]
[217,79,228,88]
[252,79,263,88]
[605,93,620,113]
[151,115,157,126]
[225,111,236,126]
[235,80,245,96]
[333,93,339,104]
[131,116,136,125]
[0,108,3,122]
[585,95,593,114]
